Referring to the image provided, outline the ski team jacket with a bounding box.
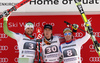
[3,18,36,63]
[42,36,61,63]
[60,32,90,63]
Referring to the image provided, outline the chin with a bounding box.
[45,36,50,39]
[27,33,33,35]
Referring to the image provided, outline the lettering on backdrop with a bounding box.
[14,57,18,62]
[75,32,83,37]
[0,2,17,6]
[8,22,39,28]
[42,22,55,27]
[81,57,83,61]
[0,45,8,53]
[0,58,8,63]
[94,32,100,37]
[0,0,99,7]
[14,45,19,53]
[7,22,55,28]
[89,44,96,52]
[8,22,25,28]
[89,57,100,62]
[30,0,59,5]
[0,33,8,41]
[0,23,2,28]
[30,0,99,5]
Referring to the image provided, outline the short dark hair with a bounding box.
[44,24,52,30]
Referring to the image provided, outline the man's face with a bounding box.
[44,28,52,39]
[64,31,73,41]
[25,27,34,35]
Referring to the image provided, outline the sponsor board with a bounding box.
[0,0,100,12]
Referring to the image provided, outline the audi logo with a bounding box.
[89,57,100,62]
[0,23,2,28]
[0,58,8,62]
[89,44,96,52]
[14,45,19,50]
[14,57,18,62]
[81,46,83,49]
[81,57,83,61]
[94,32,100,37]
[0,45,8,51]
[75,32,83,37]
[0,33,8,38]
[89,44,94,49]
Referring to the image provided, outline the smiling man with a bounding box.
[60,24,90,63]
[3,15,37,63]
[42,24,62,63]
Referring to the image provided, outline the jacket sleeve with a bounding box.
[77,32,90,46]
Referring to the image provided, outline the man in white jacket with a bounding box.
[42,24,61,63]
[3,15,36,63]
[60,24,90,63]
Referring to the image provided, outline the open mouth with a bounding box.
[27,31,32,34]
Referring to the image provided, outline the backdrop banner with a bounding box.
[0,0,100,12]
[0,14,100,63]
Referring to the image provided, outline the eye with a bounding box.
[27,28,29,29]
[68,33,72,35]
[64,33,67,36]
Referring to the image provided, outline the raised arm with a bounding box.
[3,16,21,41]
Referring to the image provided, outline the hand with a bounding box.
[59,55,63,62]
[85,20,91,27]
[3,10,11,21]
[5,9,11,17]
[84,20,91,31]
[72,24,79,32]
[72,24,79,30]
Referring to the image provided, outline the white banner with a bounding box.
[0,0,100,12]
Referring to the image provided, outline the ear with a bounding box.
[51,30,53,34]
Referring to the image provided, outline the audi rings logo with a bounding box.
[75,32,83,37]
[81,57,83,61]
[0,45,8,51]
[89,44,95,52]
[89,44,94,49]
[14,45,19,53]
[94,32,100,37]
[14,57,18,62]
[81,46,83,49]
[0,58,8,62]
[0,23,2,28]
[14,45,19,50]
[89,57,100,62]
[0,33,8,38]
